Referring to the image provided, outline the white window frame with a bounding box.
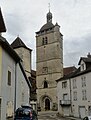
[82,89,87,100]
[73,91,77,101]
[73,79,77,89]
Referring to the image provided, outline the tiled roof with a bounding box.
[11,37,32,51]
[63,66,77,76]
[56,65,91,82]
[0,8,6,32]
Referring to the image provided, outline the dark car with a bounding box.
[83,116,91,120]
[14,105,38,120]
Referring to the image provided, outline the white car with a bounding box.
[83,116,91,120]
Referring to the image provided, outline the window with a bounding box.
[42,38,45,45]
[81,76,86,87]
[6,101,13,117]
[73,79,77,89]
[63,94,68,100]
[81,64,85,71]
[45,37,48,44]
[62,81,67,88]
[44,81,48,88]
[73,91,77,101]
[82,90,87,100]
[42,67,48,74]
[8,71,11,86]
[42,37,48,45]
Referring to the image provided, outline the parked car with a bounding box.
[83,116,91,120]
[14,105,38,120]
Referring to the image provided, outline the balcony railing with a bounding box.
[60,100,71,106]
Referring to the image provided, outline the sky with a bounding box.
[1,0,91,70]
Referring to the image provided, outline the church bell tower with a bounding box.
[36,9,63,111]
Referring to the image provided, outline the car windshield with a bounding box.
[15,108,32,117]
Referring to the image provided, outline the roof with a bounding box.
[57,54,91,82]
[63,66,77,76]
[11,37,32,51]
[40,22,54,31]
[56,67,77,82]
[0,35,31,88]
[36,22,54,34]
[0,35,21,62]
[56,65,91,82]
[78,57,91,65]
[0,8,6,32]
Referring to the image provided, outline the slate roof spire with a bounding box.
[0,8,6,33]
[46,3,52,23]
[11,36,32,51]
[11,36,26,49]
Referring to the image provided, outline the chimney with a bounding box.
[87,52,91,58]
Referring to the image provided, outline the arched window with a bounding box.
[44,81,48,88]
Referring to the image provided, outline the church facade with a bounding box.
[36,10,63,111]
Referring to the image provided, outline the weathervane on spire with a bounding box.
[48,3,50,11]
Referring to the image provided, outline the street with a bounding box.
[38,111,70,120]
[7,111,81,120]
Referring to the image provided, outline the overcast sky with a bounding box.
[1,0,91,70]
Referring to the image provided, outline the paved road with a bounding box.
[38,111,70,120]
[7,111,81,120]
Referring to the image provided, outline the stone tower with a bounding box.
[11,37,32,78]
[36,10,63,111]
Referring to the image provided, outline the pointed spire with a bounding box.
[0,7,6,33]
[11,37,26,49]
[48,3,50,12]
[46,3,52,23]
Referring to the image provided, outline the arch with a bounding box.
[39,95,52,111]
[45,98,50,110]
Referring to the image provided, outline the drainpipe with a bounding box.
[69,78,72,115]
[14,62,17,112]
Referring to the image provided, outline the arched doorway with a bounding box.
[45,98,50,110]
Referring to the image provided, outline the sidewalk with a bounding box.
[57,113,81,120]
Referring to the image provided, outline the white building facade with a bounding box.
[0,36,30,120]
[57,54,91,118]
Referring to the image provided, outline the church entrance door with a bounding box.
[45,98,50,110]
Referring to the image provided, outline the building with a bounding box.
[56,67,77,116]
[11,37,37,110]
[56,53,91,118]
[11,36,32,78]
[0,8,6,34]
[30,70,37,111]
[36,10,63,111]
[0,8,31,120]
[0,35,31,120]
